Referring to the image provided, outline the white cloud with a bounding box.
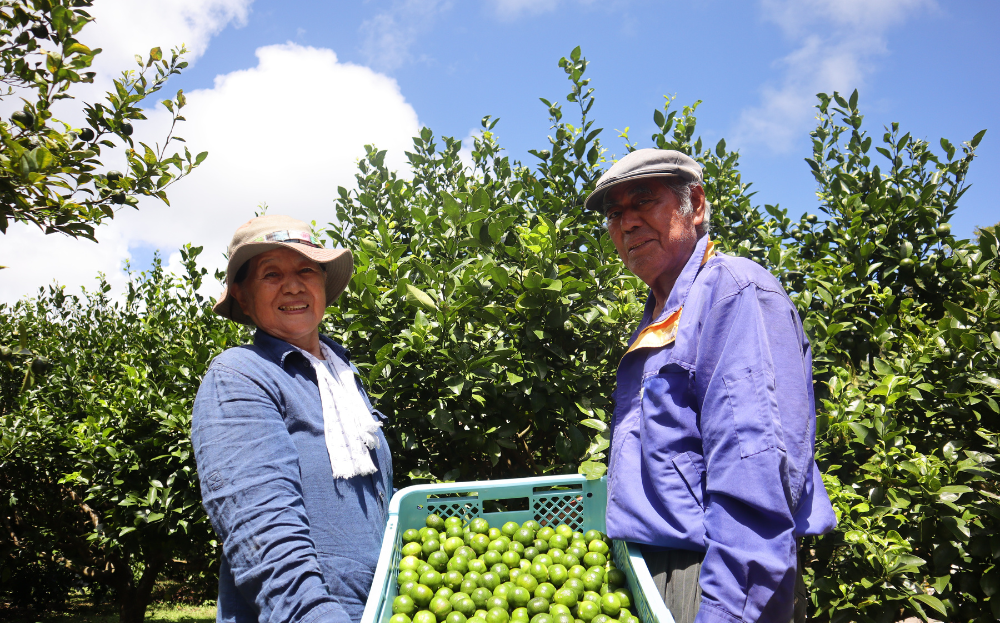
[733,0,935,152]
[359,0,452,72]
[492,0,561,19]
[1,43,422,304]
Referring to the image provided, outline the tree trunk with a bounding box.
[116,552,166,623]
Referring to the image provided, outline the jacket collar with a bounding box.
[252,329,351,368]
[643,234,713,327]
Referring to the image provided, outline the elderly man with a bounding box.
[585,149,836,623]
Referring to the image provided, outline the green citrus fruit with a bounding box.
[484,550,503,566]
[454,598,477,617]
[511,608,529,623]
[120,121,133,136]
[533,540,550,553]
[486,607,510,623]
[555,525,573,539]
[530,614,553,623]
[491,563,511,582]
[502,551,521,568]
[421,570,444,592]
[469,559,488,574]
[587,540,609,555]
[444,537,465,556]
[486,596,510,611]
[447,612,469,623]
[535,582,556,600]
[445,515,464,529]
[78,127,95,142]
[399,569,420,585]
[548,534,568,550]
[568,545,587,560]
[405,529,422,543]
[516,573,538,593]
[403,542,424,557]
[562,578,584,598]
[401,556,423,571]
[582,591,601,604]
[423,539,442,557]
[899,257,915,269]
[936,223,951,236]
[493,583,512,601]
[613,589,632,609]
[537,527,555,541]
[582,530,602,543]
[509,541,525,555]
[444,570,465,591]
[526,595,550,616]
[395,594,418,615]
[576,601,600,622]
[509,586,531,608]
[412,584,435,608]
[599,593,621,617]
[482,572,502,591]
[430,595,454,618]
[591,615,609,623]
[582,553,606,568]
[471,534,491,555]
[514,528,536,546]
[470,518,490,534]
[502,521,520,538]
[534,554,554,568]
[429,551,450,572]
[567,566,586,581]
[605,569,625,588]
[581,572,602,592]
[391,614,413,623]
[524,547,540,561]
[447,525,465,539]
[469,587,491,609]
[551,613,573,623]
[553,588,577,608]
[448,555,470,574]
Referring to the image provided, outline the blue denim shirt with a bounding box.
[607,235,836,623]
[192,330,393,623]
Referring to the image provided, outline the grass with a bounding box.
[1,601,216,623]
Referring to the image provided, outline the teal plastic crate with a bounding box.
[360,474,674,623]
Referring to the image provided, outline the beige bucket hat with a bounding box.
[213,215,354,325]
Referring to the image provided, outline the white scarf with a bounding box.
[294,342,381,479]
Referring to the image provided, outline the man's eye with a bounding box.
[606,211,622,220]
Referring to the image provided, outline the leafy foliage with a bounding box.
[0,0,206,240]
[0,248,246,622]
[1,46,997,623]
[323,49,632,483]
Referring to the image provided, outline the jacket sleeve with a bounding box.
[692,281,808,623]
[192,361,352,623]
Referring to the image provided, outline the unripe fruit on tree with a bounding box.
[11,110,33,128]
[121,121,133,136]
[111,193,126,204]
[936,223,951,236]
[31,25,48,39]
[31,357,53,375]
[78,128,95,142]
[106,170,123,183]
[899,258,915,269]
[806,214,818,223]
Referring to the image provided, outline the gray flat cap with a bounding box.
[584,148,703,212]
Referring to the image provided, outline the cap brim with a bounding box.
[584,169,698,212]
[212,242,354,325]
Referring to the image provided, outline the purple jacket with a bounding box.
[606,235,836,623]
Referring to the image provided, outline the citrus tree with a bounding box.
[0,247,246,621]
[0,0,206,241]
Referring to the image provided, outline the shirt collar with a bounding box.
[252,329,352,368]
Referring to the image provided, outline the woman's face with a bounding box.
[232,247,326,351]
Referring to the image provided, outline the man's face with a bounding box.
[603,178,705,291]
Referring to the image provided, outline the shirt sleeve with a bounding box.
[192,361,352,623]
[692,281,807,623]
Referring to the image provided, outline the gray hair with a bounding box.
[662,180,712,238]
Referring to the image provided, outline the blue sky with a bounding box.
[2,0,998,301]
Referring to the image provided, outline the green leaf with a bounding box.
[404,284,437,311]
[910,594,947,617]
[971,128,987,148]
[444,375,464,395]
[579,419,607,432]
[578,461,607,480]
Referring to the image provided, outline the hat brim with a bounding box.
[212,242,354,326]
[584,168,699,213]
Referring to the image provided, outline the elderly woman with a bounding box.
[192,215,392,623]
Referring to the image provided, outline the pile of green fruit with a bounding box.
[389,514,639,623]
